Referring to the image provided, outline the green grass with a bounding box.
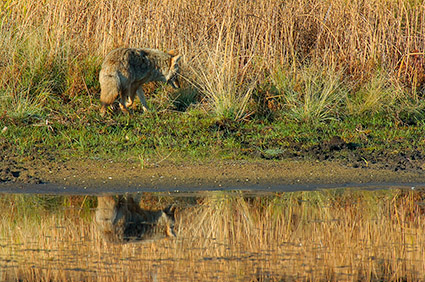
[2,67,425,166]
[2,99,425,167]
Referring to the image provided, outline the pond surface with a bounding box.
[0,181,424,194]
[1,186,425,281]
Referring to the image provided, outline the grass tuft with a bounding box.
[271,64,348,123]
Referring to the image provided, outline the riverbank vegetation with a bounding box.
[1,0,425,168]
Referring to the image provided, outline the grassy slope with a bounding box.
[2,102,425,171]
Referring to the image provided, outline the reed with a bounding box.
[1,189,425,281]
[1,0,424,120]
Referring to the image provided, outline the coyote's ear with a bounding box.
[168,50,181,66]
[168,49,179,57]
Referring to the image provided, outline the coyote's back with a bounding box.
[95,195,176,243]
[99,48,181,115]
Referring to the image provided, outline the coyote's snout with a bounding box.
[95,195,176,243]
[99,48,182,115]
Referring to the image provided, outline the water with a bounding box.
[1,185,425,281]
[0,181,423,194]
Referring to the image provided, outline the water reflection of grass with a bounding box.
[1,189,425,281]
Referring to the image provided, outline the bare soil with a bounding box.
[1,133,424,192]
[0,156,424,193]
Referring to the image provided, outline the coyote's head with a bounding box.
[161,205,177,238]
[166,50,182,89]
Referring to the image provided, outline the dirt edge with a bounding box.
[1,158,424,192]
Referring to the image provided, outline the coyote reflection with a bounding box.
[95,195,176,243]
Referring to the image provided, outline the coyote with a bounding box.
[99,48,182,115]
[95,195,176,243]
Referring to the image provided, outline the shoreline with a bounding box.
[1,159,424,194]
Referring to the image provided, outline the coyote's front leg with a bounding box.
[125,95,135,108]
[119,90,131,115]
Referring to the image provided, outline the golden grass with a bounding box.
[1,0,425,118]
[3,0,423,71]
[1,190,425,281]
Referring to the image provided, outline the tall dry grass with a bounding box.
[1,0,425,119]
[1,190,425,281]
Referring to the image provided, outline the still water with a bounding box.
[1,186,425,281]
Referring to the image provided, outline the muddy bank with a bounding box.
[0,157,424,193]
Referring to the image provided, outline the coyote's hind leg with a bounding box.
[136,87,149,112]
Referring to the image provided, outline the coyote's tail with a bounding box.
[99,73,123,116]
[99,73,121,105]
